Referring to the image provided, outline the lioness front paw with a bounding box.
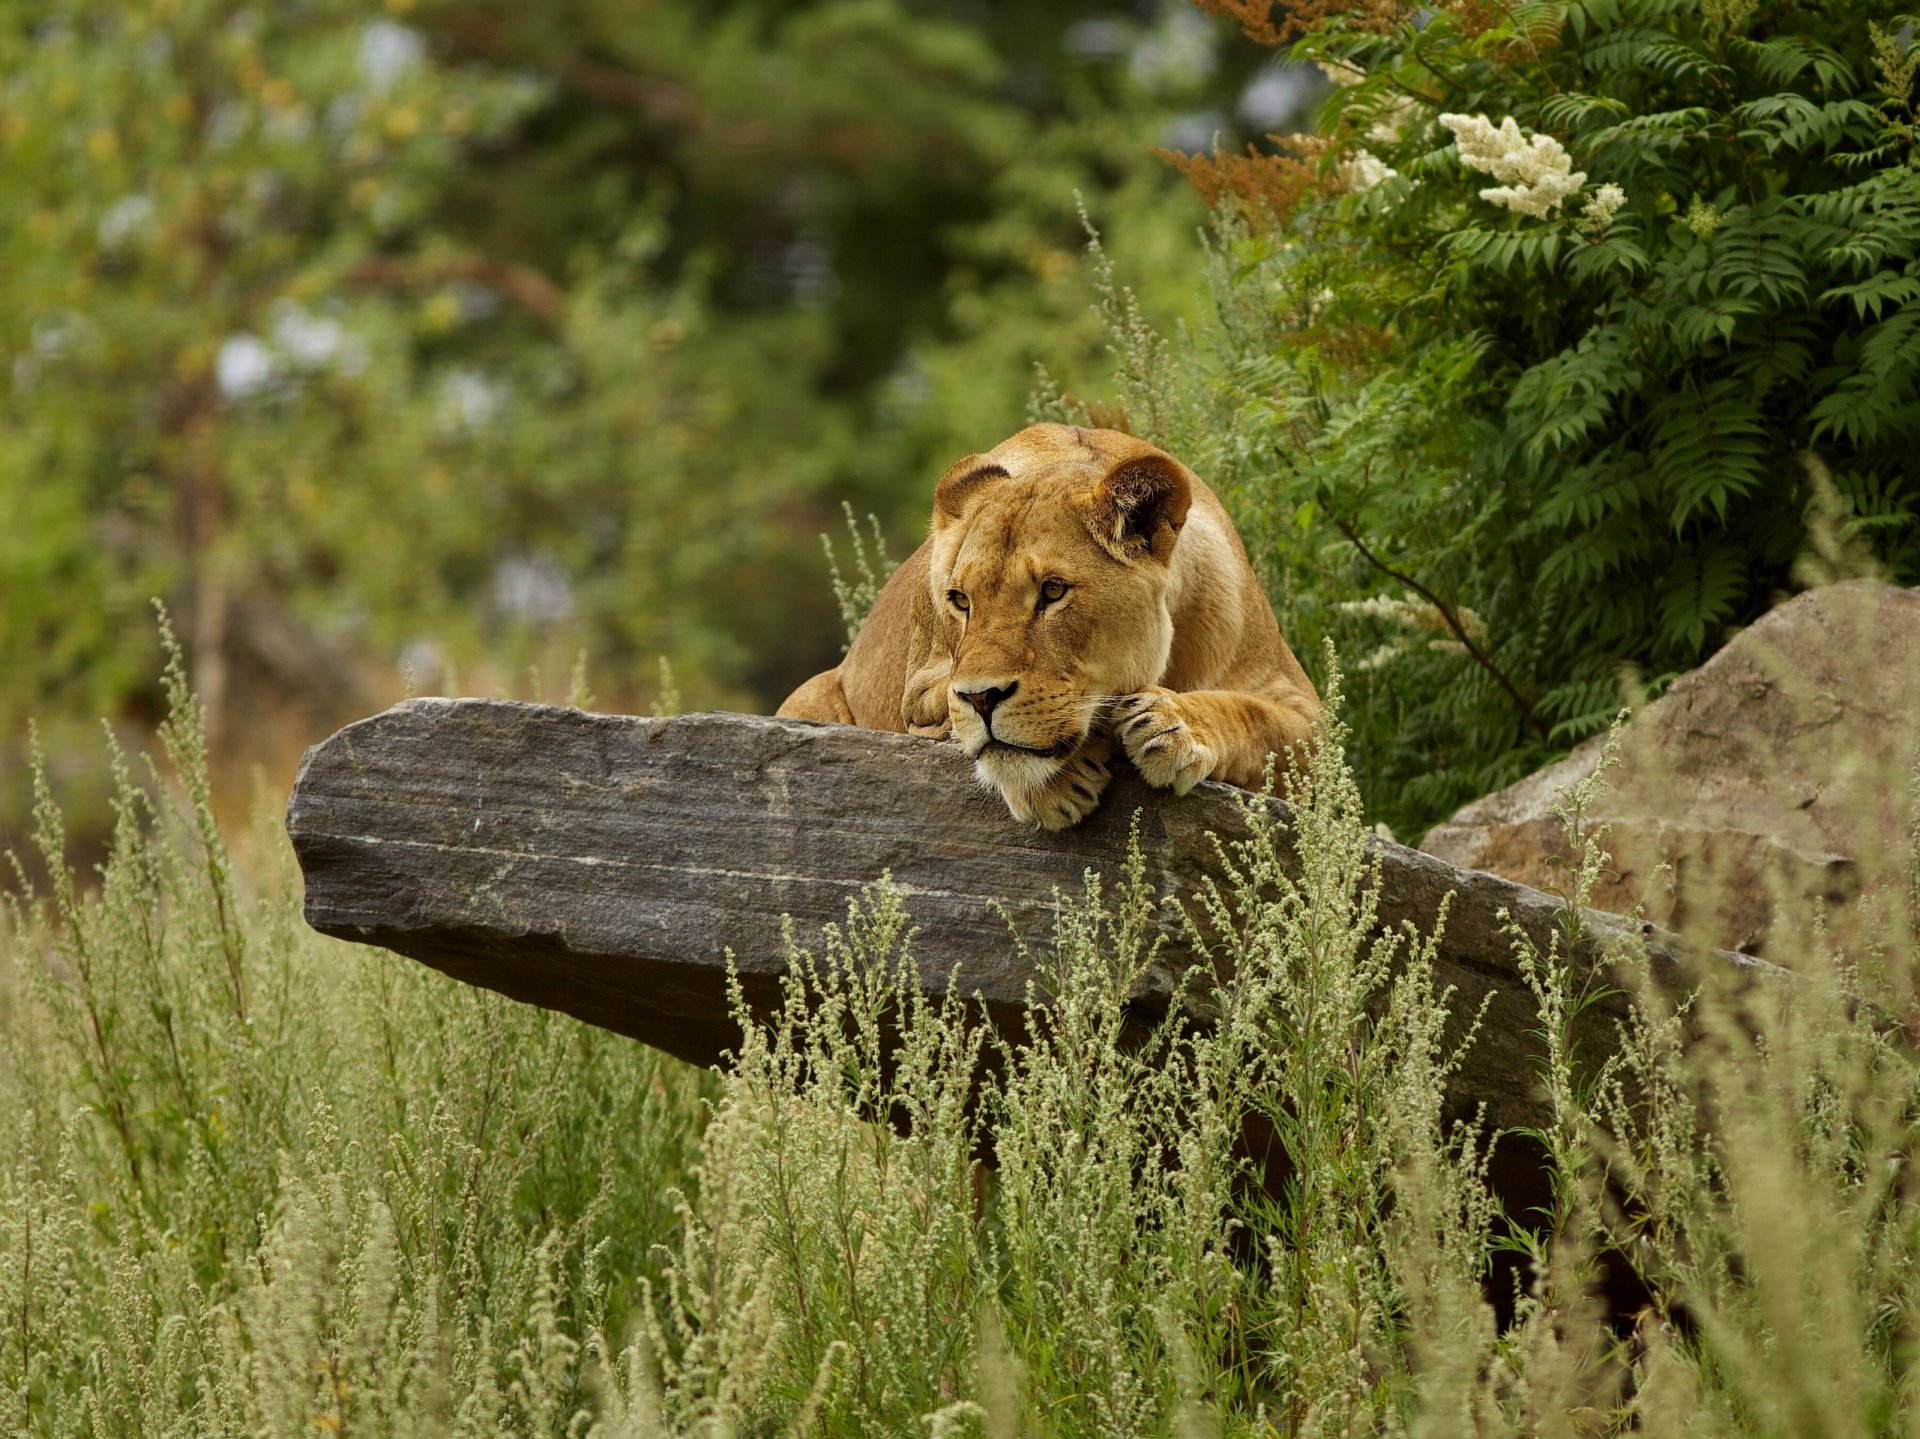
[1113,689,1216,796]
[1000,745,1114,830]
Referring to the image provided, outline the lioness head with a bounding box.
[927,424,1193,796]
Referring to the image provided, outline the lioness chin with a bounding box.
[778,423,1321,829]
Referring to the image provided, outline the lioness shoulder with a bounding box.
[778,424,1320,829]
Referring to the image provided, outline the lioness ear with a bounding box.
[1089,453,1192,562]
[932,455,1009,524]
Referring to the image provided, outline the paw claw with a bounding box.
[1115,690,1214,794]
[999,743,1115,829]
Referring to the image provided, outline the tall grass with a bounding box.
[5,636,1919,1434]
[1,627,712,1435]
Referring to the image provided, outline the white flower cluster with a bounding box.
[1338,148,1398,192]
[1578,182,1627,234]
[1685,195,1725,239]
[1335,591,1484,637]
[1334,591,1488,671]
[215,301,368,402]
[1314,55,1418,143]
[1438,112,1587,219]
[1365,96,1420,145]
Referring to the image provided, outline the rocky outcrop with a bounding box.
[1422,580,1920,956]
[288,701,1762,1134]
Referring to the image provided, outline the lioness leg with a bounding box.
[777,669,856,725]
[902,658,954,740]
[998,733,1118,830]
[1112,687,1317,794]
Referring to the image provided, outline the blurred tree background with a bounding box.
[9,0,1916,858]
[1,0,1301,856]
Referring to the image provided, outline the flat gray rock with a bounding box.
[287,701,1759,1132]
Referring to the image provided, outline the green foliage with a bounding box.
[820,503,896,649]
[1125,0,1920,837]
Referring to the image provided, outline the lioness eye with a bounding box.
[1040,578,1069,605]
[947,589,969,612]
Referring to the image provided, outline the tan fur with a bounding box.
[778,424,1321,828]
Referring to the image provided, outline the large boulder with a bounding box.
[287,701,1761,1137]
[1421,580,1920,956]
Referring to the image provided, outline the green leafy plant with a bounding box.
[820,503,898,649]
[1111,0,1920,836]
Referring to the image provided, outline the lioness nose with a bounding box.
[957,681,1017,720]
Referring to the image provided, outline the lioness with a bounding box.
[778,424,1321,828]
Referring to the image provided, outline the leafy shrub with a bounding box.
[1087,0,1920,835]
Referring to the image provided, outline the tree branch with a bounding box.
[1332,516,1550,741]
[422,9,772,150]
[346,253,566,329]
